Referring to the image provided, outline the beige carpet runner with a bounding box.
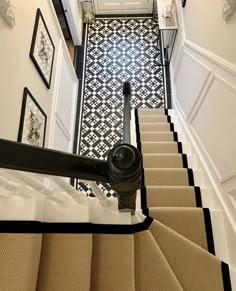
[0,109,231,290]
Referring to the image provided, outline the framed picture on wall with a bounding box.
[30,8,55,89]
[182,0,187,7]
[18,87,47,147]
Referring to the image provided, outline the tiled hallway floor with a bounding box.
[77,17,164,196]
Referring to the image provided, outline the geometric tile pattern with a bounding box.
[78,18,164,196]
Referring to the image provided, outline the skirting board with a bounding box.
[170,65,236,269]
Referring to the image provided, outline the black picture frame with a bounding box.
[18,87,47,147]
[182,0,187,7]
[30,9,55,89]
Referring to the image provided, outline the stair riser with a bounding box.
[141,143,179,154]
[140,123,172,132]
[138,116,169,123]
[140,132,175,142]
[138,109,166,116]
[143,169,191,186]
[143,155,185,168]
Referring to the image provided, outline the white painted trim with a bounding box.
[93,0,153,15]
[230,269,236,290]
[180,50,212,121]
[47,0,78,78]
[47,40,63,149]
[187,74,236,183]
[172,98,236,264]
[48,42,78,153]
[228,188,236,211]
[187,73,215,124]
[184,40,236,77]
[173,47,184,82]
[174,0,236,76]
[77,24,88,155]
[210,209,230,263]
[54,117,71,141]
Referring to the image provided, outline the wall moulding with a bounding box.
[190,74,236,183]
[0,0,15,27]
[184,40,236,77]
[228,188,236,211]
[187,73,215,124]
[183,50,212,121]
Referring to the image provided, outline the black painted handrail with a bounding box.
[0,138,142,213]
[123,81,131,144]
[0,138,109,182]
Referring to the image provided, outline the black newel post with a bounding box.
[107,143,142,214]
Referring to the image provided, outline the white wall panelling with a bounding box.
[49,42,78,153]
[191,74,236,183]
[170,0,236,269]
[175,50,211,119]
[61,0,83,45]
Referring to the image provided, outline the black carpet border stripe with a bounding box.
[177,142,183,153]
[194,186,202,207]
[135,109,141,143]
[167,115,171,123]
[141,186,147,209]
[0,217,154,234]
[173,131,178,141]
[165,109,168,115]
[187,169,195,186]
[141,167,145,187]
[203,208,216,255]
[221,261,232,291]
[137,141,142,152]
[170,122,174,132]
[136,109,147,209]
[43,216,154,234]
[182,154,188,168]
[0,221,42,233]
[142,208,149,216]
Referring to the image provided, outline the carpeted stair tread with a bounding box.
[134,230,183,291]
[149,207,209,250]
[138,109,166,115]
[143,153,185,168]
[140,123,172,132]
[37,234,92,291]
[138,115,169,123]
[140,132,175,142]
[91,234,135,291]
[145,186,200,207]
[149,219,229,291]
[0,233,42,291]
[144,168,192,186]
[141,142,180,153]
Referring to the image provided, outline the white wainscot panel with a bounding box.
[192,75,236,182]
[53,120,71,152]
[56,52,76,134]
[175,51,210,118]
[228,188,236,212]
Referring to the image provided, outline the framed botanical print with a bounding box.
[182,0,187,7]
[30,8,55,89]
[18,87,47,147]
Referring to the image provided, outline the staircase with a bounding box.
[0,109,233,290]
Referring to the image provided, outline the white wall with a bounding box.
[183,0,236,64]
[0,0,78,153]
[171,0,236,267]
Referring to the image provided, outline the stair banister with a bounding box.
[123,81,131,144]
[106,81,142,214]
[0,135,142,213]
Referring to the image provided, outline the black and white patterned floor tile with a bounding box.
[77,17,164,197]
